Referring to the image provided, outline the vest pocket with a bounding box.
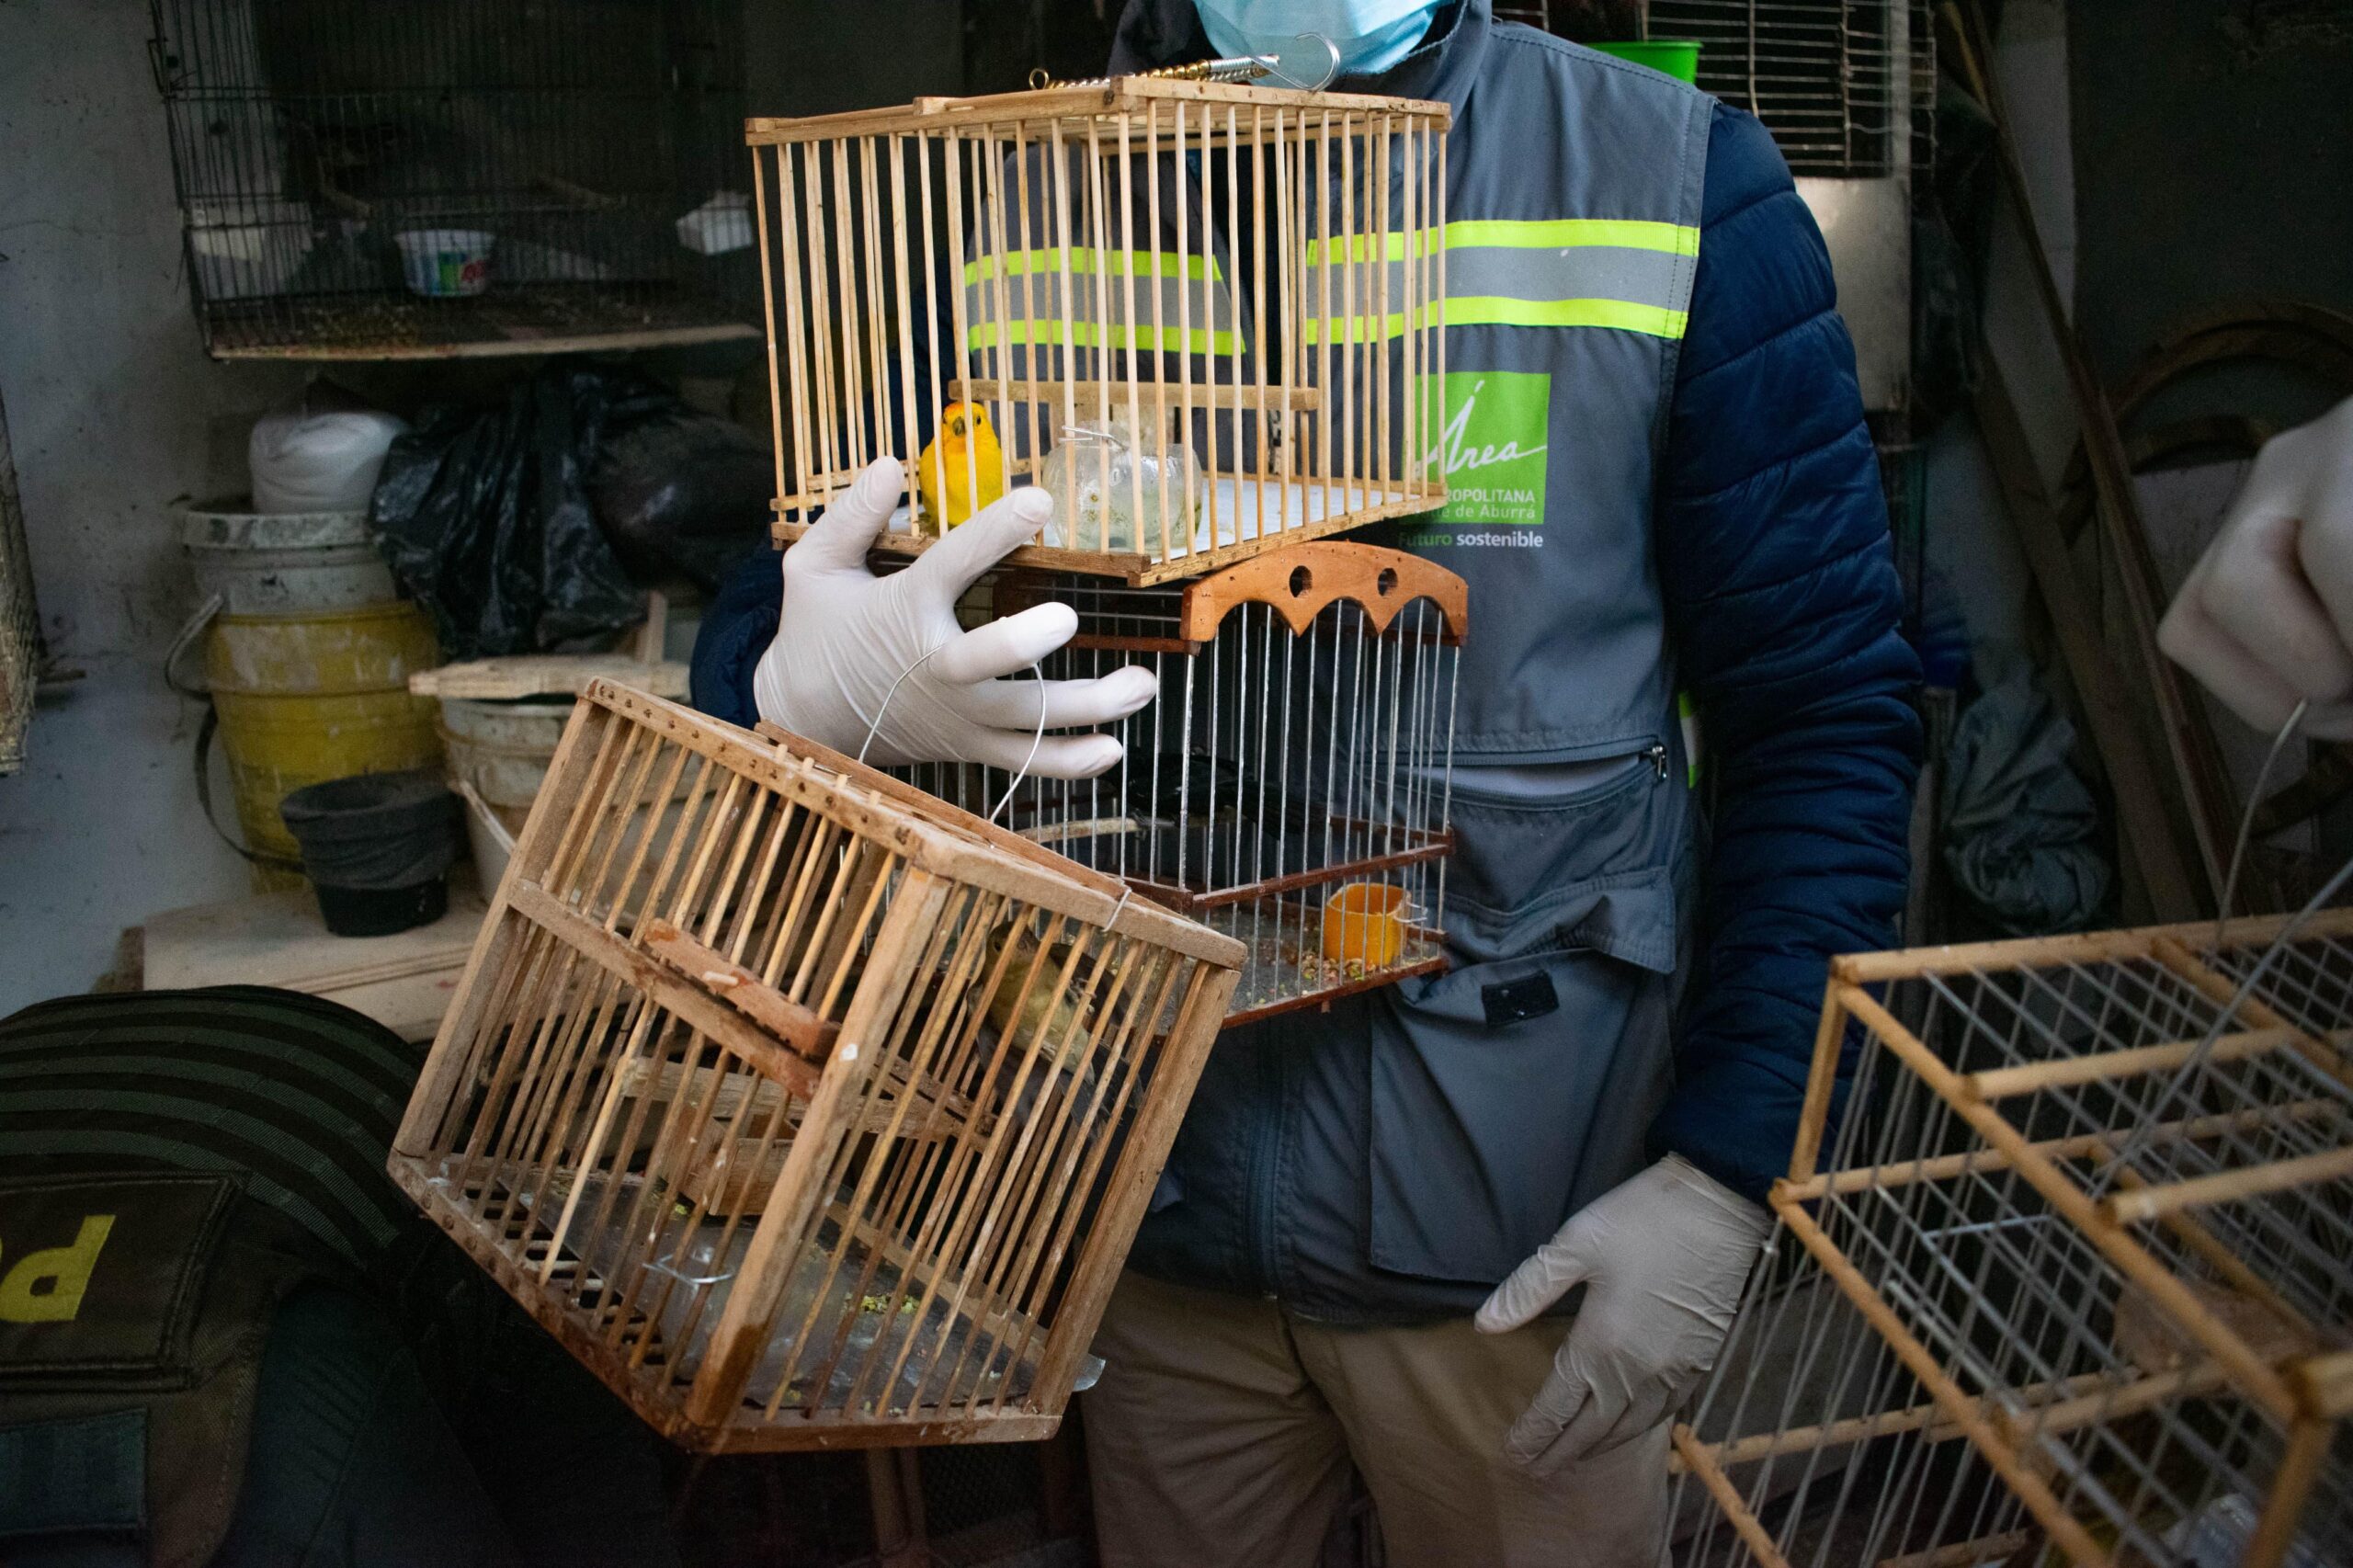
[1366,764,1686,1286]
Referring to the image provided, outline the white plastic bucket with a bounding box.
[179,505,397,615]
[395,229,495,298]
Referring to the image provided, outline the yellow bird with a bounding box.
[916,402,1006,532]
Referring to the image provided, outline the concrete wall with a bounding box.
[0,0,308,1014]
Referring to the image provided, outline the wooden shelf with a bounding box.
[200,283,758,362]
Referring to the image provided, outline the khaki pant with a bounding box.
[1083,1272,1668,1568]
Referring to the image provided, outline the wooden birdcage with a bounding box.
[389,680,1245,1449]
[1670,911,2353,1568]
[904,540,1465,1024]
[747,78,1450,583]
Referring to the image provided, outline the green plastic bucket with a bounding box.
[1592,40,1701,84]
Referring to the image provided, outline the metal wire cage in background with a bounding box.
[1646,0,1938,177]
[0,383,38,775]
[1671,912,2353,1568]
[148,0,761,360]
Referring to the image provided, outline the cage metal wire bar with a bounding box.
[0,383,37,775]
[906,540,1466,1023]
[390,681,1244,1450]
[1646,1,1934,178]
[749,79,1450,583]
[149,0,758,359]
[1670,911,2353,1568]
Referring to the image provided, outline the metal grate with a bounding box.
[0,383,37,776]
[148,0,760,360]
[1647,0,1931,177]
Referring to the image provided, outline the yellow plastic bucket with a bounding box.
[206,603,442,870]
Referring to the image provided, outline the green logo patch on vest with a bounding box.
[1406,370,1551,547]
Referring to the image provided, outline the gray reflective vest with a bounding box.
[1101,0,1711,1320]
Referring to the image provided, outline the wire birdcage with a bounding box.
[750,79,1451,582]
[1646,1,1933,178]
[0,382,37,775]
[908,540,1466,1023]
[1671,911,2353,1568]
[391,680,1245,1450]
[149,0,758,360]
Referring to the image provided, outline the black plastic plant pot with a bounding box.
[312,876,450,937]
[278,768,461,938]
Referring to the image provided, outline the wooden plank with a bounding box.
[409,655,690,701]
[214,323,759,362]
[952,377,1323,414]
[770,489,1443,586]
[639,916,838,1063]
[1951,3,2238,907]
[1972,359,2204,923]
[506,880,824,1104]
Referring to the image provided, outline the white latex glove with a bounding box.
[1475,1154,1769,1475]
[2158,394,2353,741]
[754,455,1157,776]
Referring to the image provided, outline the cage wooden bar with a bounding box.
[389,680,1244,1449]
[1669,910,2353,1568]
[747,78,1450,583]
[904,540,1465,1023]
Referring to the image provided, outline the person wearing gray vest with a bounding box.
[745,2,1921,1562]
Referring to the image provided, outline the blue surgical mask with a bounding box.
[1194,0,1442,80]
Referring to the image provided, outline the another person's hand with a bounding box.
[2158,394,2353,740]
[754,455,1156,774]
[1475,1155,1768,1474]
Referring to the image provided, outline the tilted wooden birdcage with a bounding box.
[747,77,1450,583]
[1670,911,2353,1568]
[904,540,1465,1023]
[390,681,1245,1449]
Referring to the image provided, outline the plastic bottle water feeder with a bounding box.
[278,768,460,937]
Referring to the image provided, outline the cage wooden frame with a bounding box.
[1669,909,2353,1568]
[747,76,1451,584]
[390,680,1244,1450]
[903,539,1466,1025]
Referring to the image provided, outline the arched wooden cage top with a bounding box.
[745,77,1453,584]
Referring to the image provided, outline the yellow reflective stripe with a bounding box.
[1302,219,1700,266]
[1444,296,1688,338]
[963,247,1222,285]
[965,320,1237,353]
[1302,297,1688,342]
[1442,218,1699,256]
[1302,230,1441,265]
[1299,309,1423,344]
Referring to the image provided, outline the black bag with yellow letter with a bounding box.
[0,988,425,1566]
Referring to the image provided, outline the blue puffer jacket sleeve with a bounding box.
[1645,105,1923,1203]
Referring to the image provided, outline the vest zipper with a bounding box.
[1646,742,1669,782]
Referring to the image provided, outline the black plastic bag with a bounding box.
[589,412,773,592]
[370,365,662,659]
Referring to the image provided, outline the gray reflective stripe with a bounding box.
[1302,218,1699,342]
[1445,245,1686,312]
